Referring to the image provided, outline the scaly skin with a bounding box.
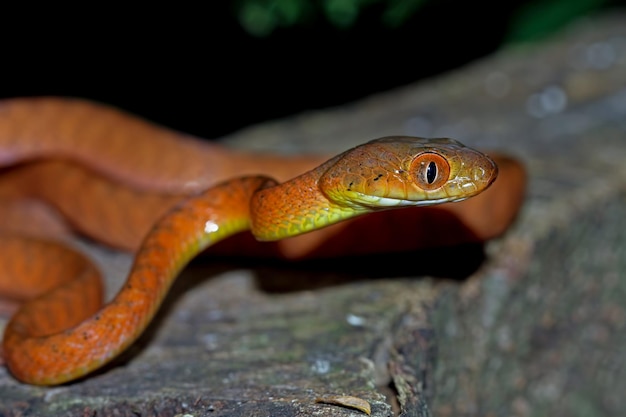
[3,177,267,385]
[0,98,523,385]
[2,135,496,385]
[0,98,524,254]
[0,97,325,191]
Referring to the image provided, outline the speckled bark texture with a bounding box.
[2,12,626,417]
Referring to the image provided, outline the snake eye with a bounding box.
[410,152,450,190]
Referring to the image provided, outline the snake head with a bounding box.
[319,136,498,210]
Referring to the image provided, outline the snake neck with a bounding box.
[249,155,365,241]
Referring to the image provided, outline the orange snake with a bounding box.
[0,98,525,385]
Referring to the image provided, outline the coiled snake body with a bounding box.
[0,98,524,385]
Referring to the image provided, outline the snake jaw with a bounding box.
[335,190,458,209]
[341,190,475,210]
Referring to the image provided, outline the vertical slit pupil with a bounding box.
[426,161,437,184]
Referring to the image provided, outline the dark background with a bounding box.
[1,0,621,140]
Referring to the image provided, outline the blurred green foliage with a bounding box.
[236,0,427,36]
[506,0,609,42]
[235,0,614,42]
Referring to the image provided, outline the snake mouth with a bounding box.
[349,192,469,208]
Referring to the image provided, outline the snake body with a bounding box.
[0,98,522,385]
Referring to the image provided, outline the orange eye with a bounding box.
[409,152,450,190]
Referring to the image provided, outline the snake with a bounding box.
[0,97,525,385]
